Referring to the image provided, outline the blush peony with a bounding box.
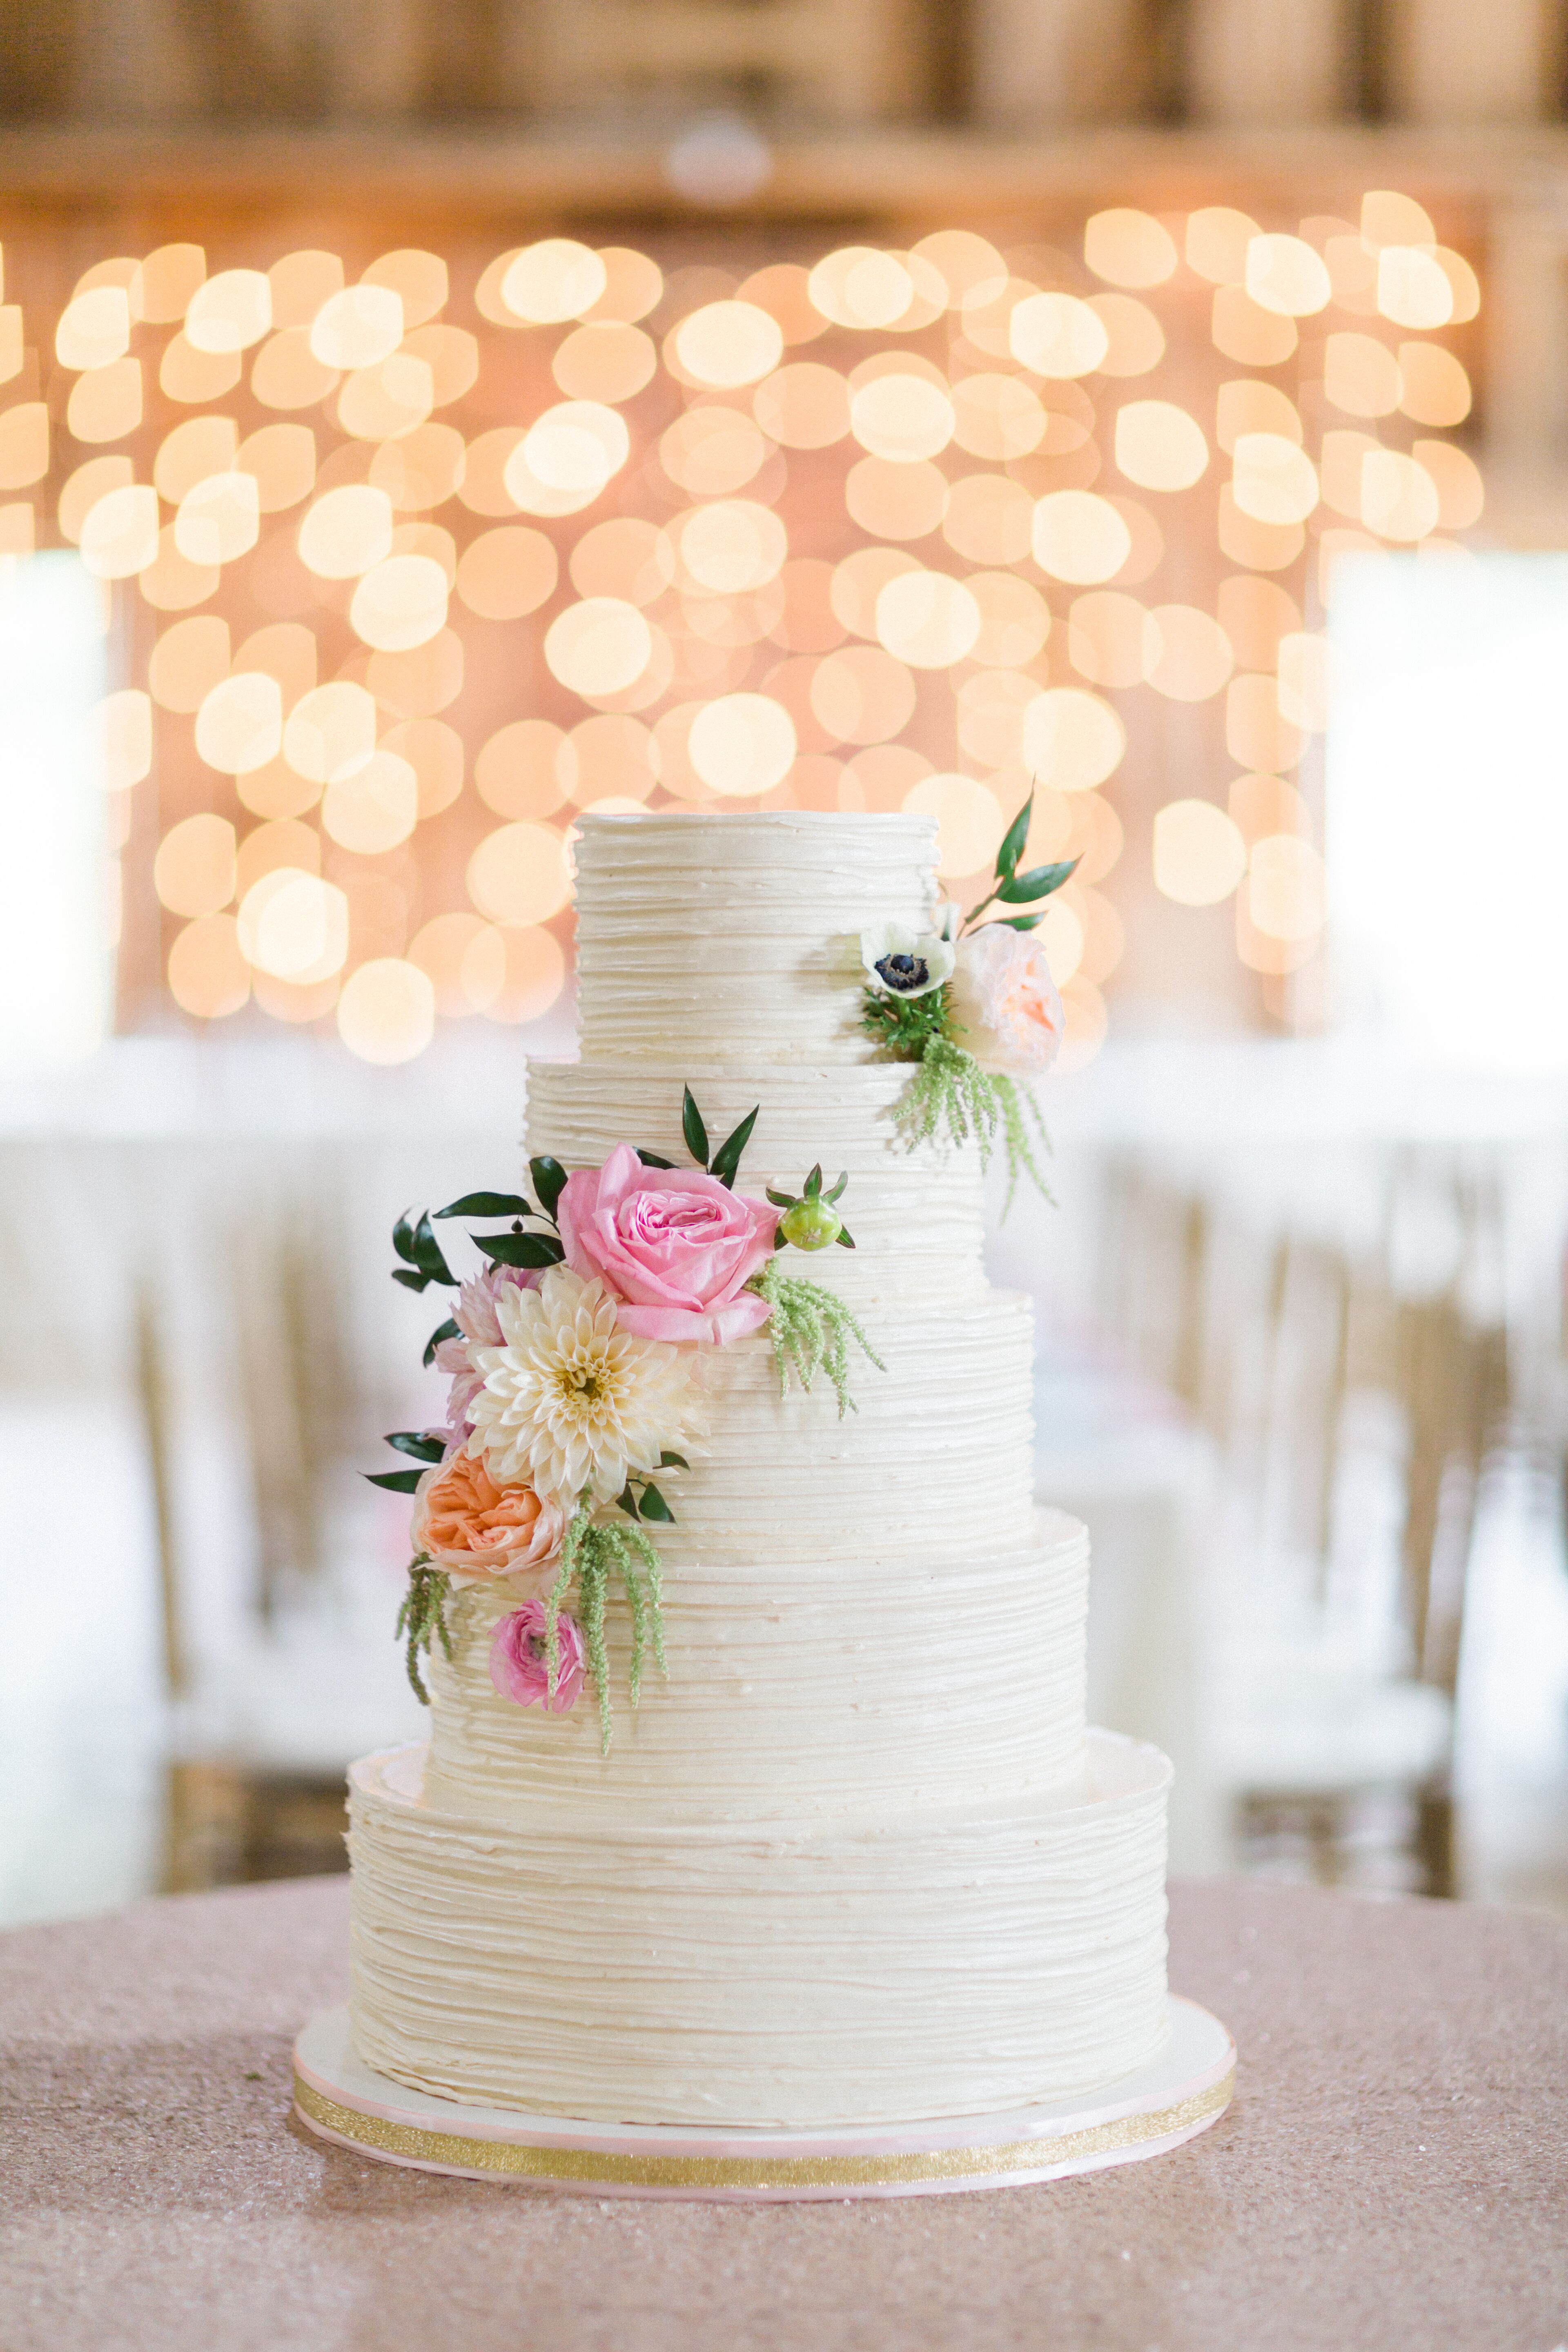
[411,1452,566,1586]
[948,924,1065,1077]
[557,1142,778,1345]
[489,1598,586,1713]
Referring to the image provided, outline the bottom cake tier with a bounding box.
[347,1728,1172,2129]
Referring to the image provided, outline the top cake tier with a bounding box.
[573,810,938,1065]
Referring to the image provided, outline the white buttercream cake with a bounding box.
[347,811,1172,2129]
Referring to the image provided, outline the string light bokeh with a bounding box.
[0,192,1482,1066]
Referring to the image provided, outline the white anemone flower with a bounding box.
[467,1265,706,1510]
[859,922,956,999]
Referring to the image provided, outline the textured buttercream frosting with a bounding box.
[348,810,1172,2127]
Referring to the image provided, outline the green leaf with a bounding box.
[637,1481,675,1523]
[997,858,1077,903]
[657,1450,689,1470]
[479,1231,564,1269]
[996,791,1034,882]
[392,1212,422,1266]
[709,1104,759,1189]
[385,1430,445,1463]
[636,1148,675,1169]
[410,1212,455,1287]
[804,1162,823,1198]
[615,1481,641,1520]
[995,914,1045,932]
[422,1316,461,1368]
[432,1190,532,1221]
[392,1266,431,1293]
[773,1227,789,1251]
[529,1155,569,1220]
[365,1468,423,1493]
[835,1226,857,1249]
[764,1186,797,1209]
[682,1086,710,1169]
[825,1170,849,1204]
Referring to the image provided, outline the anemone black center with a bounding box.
[876,952,929,993]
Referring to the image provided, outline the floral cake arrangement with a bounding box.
[370,802,1069,1752]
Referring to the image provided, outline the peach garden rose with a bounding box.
[948,924,1065,1078]
[411,1451,566,1586]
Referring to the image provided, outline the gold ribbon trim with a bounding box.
[293,2069,1233,2189]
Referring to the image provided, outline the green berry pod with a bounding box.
[780,1197,842,1252]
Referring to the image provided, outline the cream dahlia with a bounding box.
[466,1265,705,1508]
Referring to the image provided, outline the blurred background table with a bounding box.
[4,1873,1566,2352]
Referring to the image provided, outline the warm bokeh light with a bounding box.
[1186,207,1260,285]
[1153,798,1248,903]
[468,820,573,923]
[753,363,849,449]
[309,284,402,370]
[673,301,784,390]
[336,958,436,1064]
[1145,604,1234,701]
[168,912,249,1019]
[79,483,158,578]
[553,322,656,404]
[874,568,980,668]
[1115,401,1208,492]
[149,614,230,711]
[845,455,949,540]
[1245,235,1332,317]
[502,240,607,325]
[237,867,350,982]
[283,680,377,784]
[350,553,449,650]
[298,483,393,578]
[322,750,419,852]
[544,597,652,697]
[186,269,272,354]
[809,247,913,330]
[154,813,236,918]
[1032,492,1131,585]
[1021,687,1126,793]
[1246,833,1327,941]
[903,772,1005,876]
[1376,247,1453,331]
[850,370,955,463]
[678,500,787,595]
[1232,433,1319,526]
[196,670,284,773]
[688,693,797,794]
[12,200,1480,1057]
[174,471,260,567]
[1085,209,1178,289]
[1009,292,1108,379]
[56,286,131,371]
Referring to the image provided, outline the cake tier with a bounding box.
[425,1510,1087,1827]
[572,810,938,1065]
[524,1059,987,1297]
[348,1729,1172,2129]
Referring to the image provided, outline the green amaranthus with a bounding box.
[395,1556,453,1704]
[745,1255,885,1418]
[545,1503,668,1755]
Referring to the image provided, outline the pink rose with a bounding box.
[489,1599,586,1713]
[949,925,1065,1077]
[557,1143,778,1344]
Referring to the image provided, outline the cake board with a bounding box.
[292,1996,1234,2201]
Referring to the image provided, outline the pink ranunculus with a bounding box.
[948,924,1065,1077]
[489,1598,586,1713]
[557,1143,778,1345]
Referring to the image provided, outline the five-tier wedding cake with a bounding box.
[331,810,1205,2169]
